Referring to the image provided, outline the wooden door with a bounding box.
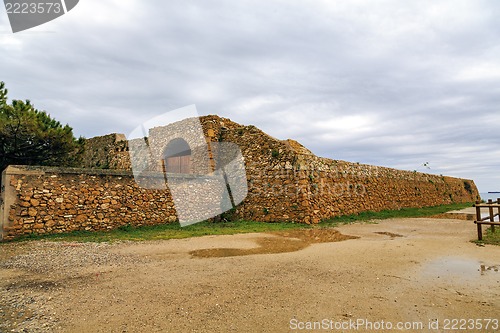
[165,156,190,174]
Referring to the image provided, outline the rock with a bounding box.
[28,208,38,217]
[75,215,87,223]
[45,220,56,227]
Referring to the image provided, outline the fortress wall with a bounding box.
[213,119,307,223]
[0,116,480,240]
[215,118,479,224]
[83,133,131,170]
[0,166,226,241]
[294,156,478,223]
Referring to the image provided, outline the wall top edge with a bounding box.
[2,165,218,180]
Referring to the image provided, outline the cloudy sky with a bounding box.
[1,0,499,193]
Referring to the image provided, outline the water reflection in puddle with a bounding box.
[189,229,358,258]
[480,264,499,275]
[422,257,499,282]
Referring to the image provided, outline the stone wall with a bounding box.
[0,115,480,240]
[148,118,212,174]
[83,133,131,170]
[0,166,223,241]
[210,116,479,223]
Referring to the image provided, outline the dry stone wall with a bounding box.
[0,166,221,240]
[83,133,131,170]
[210,116,479,223]
[0,115,480,240]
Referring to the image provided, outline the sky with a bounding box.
[1,0,499,193]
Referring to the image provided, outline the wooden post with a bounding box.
[475,200,481,220]
[494,198,500,233]
[497,198,500,221]
[488,199,495,233]
[476,200,482,240]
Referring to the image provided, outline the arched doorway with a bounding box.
[162,138,191,174]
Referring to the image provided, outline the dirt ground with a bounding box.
[1,216,499,332]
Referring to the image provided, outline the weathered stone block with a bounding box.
[20,201,31,207]
[75,215,87,223]
[45,220,56,227]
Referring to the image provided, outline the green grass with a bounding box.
[319,202,472,226]
[4,202,473,243]
[7,220,305,243]
[475,227,500,246]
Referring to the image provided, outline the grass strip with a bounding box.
[474,227,500,246]
[319,202,472,225]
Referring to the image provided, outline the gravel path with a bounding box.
[0,241,147,332]
[1,218,499,332]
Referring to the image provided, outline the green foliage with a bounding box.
[271,149,280,158]
[0,82,7,106]
[0,81,84,173]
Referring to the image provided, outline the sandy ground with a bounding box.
[1,215,499,333]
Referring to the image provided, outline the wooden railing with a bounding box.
[474,199,500,240]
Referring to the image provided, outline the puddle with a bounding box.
[421,257,499,282]
[189,229,358,258]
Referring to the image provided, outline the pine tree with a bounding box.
[0,81,84,175]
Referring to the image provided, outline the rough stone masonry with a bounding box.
[0,115,479,240]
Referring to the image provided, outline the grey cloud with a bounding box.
[1,0,499,191]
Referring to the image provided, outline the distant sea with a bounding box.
[480,192,500,202]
